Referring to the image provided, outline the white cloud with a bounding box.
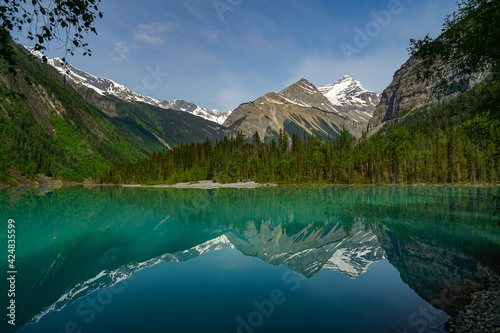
[112,42,139,61]
[134,22,178,45]
[206,30,219,42]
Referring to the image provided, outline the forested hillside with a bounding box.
[0,43,146,182]
[0,43,230,183]
[99,77,499,185]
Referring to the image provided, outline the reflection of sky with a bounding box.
[16,248,448,333]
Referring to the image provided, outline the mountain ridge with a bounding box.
[26,46,382,138]
[25,47,232,125]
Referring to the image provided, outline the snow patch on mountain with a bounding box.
[160,99,232,125]
[318,75,381,116]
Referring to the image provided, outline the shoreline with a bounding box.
[120,180,278,189]
[446,277,500,332]
[1,179,500,191]
[110,180,500,189]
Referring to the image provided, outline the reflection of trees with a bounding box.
[2,186,499,239]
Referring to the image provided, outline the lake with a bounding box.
[1,186,499,333]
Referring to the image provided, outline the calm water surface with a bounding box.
[1,186,499,333]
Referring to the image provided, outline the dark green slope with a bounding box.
[0,43,231,183]
[105,96,232,150]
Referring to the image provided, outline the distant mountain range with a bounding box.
[26,47,232,125]
[29,44,487,141]
[0,44,232,182]
[27,46,380,139]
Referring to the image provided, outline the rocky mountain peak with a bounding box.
[318,75,380,109]
[277,78,340,113]
[223,77,372,140]
[317,75,380,124]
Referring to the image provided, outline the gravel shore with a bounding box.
[446,277,500,332]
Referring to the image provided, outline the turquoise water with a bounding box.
[1,186,499,333]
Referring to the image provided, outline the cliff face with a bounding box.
[367,57,488,132]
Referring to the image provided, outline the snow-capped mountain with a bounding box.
[319,75,380,108]
[224,76,379,139]
[25,47,231,125]
[159,99,232,125]
[318,75,381,123]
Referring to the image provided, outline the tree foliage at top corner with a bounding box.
[0,0,103,67]
[409,0,500,79]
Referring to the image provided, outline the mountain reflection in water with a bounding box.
[1,186,499,333]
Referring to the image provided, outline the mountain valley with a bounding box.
[0,34,497,185]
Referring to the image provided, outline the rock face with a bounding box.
[224,77,377,140]
[367,57,488,132]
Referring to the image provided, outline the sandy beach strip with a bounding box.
[121,181,277,189]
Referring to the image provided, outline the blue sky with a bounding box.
[15,0,457,112]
